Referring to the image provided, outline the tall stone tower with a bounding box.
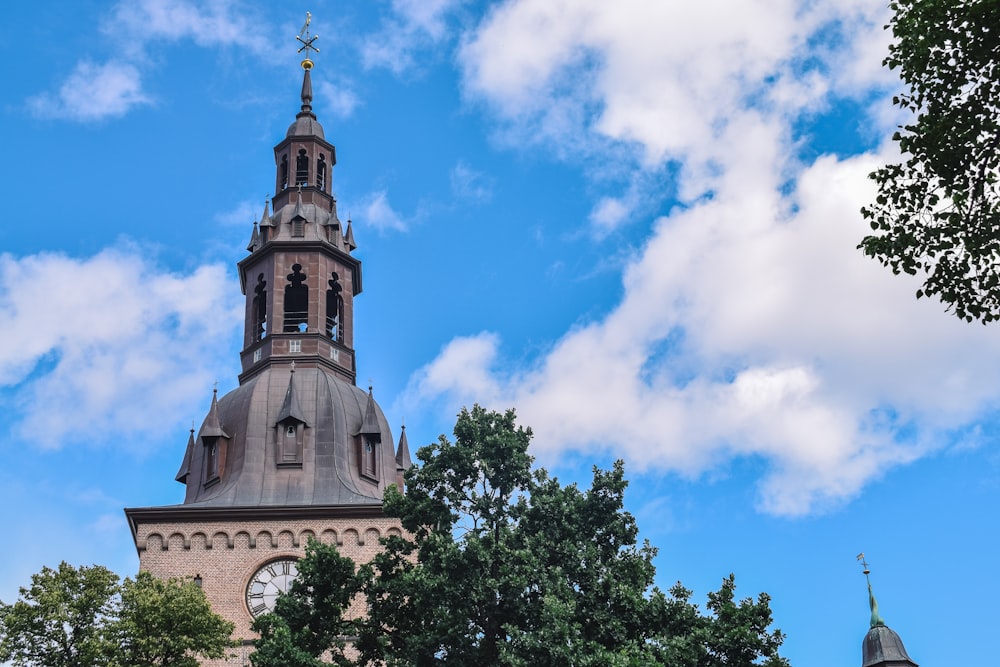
[125,35,411,664]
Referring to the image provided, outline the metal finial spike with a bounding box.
[858,553,886,628]
[296,11,320,69]
[213,380,218,394]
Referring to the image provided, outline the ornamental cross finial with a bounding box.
[296,11,319,69]
[857,552,886,628]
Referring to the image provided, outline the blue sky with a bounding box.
[1,1,996,665]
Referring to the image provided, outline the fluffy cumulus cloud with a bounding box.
[355,190,409,233]
[362,0,466,73]
[105,0,271,55]
[0,248,242,450]
[405,0,1000,515]
[27,61,151,122]
[29,0,272,122]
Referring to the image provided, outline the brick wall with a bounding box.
[135,515,402,666]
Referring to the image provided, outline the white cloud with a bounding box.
[105,0,272,56]
[406,148,1000,515]
[362,0,465,73]
[450,161,494,203]
[354,190,409,233]
[405,0,1000,515]
[29,0,275,123]
[316,79,361,119]
[214,200,258,227]
[459,0,891,177]
[27,61,151,122]
[0,248,242,449]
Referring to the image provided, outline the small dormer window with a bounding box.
[289,340,301,353]
[204,436,220,484]
[276,420,304,467]
[359,435,379,481]
[292,218,304,237]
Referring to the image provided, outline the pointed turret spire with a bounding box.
[259,198,273,227]
[246,221,260,252]
[200,387,229,438]
[395,424,413,470]
[359,386,381,436]
[275,366,308,425]
[174,428,195,483]
[299,66,314,117]
[292,188,306,221]
[345,218,357,251]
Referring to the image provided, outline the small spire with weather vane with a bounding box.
[857,552,886,629]
[296,12,320,70]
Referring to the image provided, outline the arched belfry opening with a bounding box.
[279,154,289,191]
[252,273,267,341]
[295,149,309,186]
[326,271,344,342]
[283,264,308,332]
[317,154,327,191]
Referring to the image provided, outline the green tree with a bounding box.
[251,539,361,667]
[0,562,118,667]
[0,564,235,667]
[114,571,235,667]
[352,405,791,667]
[860,0,1000,322]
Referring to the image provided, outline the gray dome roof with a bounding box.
[862,625,917,667]
[287,113,325,139]
[181,366,396,507]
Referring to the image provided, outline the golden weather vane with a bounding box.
[296,11,320,69]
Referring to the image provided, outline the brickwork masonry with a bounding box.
[135,515,402,666]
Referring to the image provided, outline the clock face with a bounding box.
[246,558,299,618]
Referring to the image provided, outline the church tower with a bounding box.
[125,27,412,665]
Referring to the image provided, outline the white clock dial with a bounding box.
[245,558,299,618]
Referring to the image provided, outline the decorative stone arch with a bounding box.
[168,532,187,551]
[386,526,402,538]
[147,533,165,552]
[257,530,275,548]
[234,530,254,549]
[363,527,381,547]
[190,532,208,550]
[299,529,316,545]
[211,531,232,550]
[277,529,296,548]
[342,528,360,546]
[321,528,338,545]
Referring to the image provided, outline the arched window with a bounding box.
[279,155,289,191]
[326,271,344,342]
[317,154,327,191]
[252,273,268,341]
[283,264,309,332]
[295,149,309,186]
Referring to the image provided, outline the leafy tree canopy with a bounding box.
[0,563,234,667]
[263,405,791,666]
[860,0,1000,322]
[251,539,362,667]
